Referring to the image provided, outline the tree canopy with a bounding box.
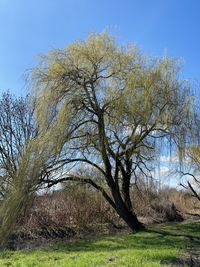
[0,32,195,241]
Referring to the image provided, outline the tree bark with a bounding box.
[122,175,132,211]
[111,188,145,231]
[116,205,144,231]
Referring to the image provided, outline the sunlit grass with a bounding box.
[0,222,199,267]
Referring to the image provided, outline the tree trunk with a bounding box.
[122,175,132,211]
[116,205,144,231]
[112,189,145,231]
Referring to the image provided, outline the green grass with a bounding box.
[0,221,199,267]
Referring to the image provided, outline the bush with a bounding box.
[151,201,184,222]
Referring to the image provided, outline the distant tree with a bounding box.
[0,92,40,242]
[0,92,36,198]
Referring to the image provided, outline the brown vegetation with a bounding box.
[18,183,200,234]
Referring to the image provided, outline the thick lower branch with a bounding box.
[45,175,116,209]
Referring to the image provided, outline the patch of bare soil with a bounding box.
[161,241,200,267]
[1,223,127,251]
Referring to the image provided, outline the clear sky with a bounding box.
[0,0,200,95]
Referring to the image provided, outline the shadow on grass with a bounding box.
[0,222,199,266]
[160,256,200,267]
[150,222,200,266]
[42,231,186,254]
[172,222,200,236]
[147,228,200,242]
[19,232,180,266]
[38,222,199,266]
[42,222,199,255]
[147,221,200,242]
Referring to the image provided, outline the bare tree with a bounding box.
[0,92,60,242]
[180,147,200,202]
[0,91,36,198]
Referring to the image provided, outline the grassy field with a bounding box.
[0,221,199,267]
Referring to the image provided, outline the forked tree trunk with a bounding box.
[111,189,145,231]
[116,205,144,231]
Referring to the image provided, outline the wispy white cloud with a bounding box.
[160,155,179,163]
[160,155,190,164]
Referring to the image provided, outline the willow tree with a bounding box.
[30,32,192,231]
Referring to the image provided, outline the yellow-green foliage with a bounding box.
[0,32,194,243]
[32,32,192,149]
[0,112,73,243]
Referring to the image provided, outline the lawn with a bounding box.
[0,222,199,267]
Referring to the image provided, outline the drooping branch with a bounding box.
[44,175,116,209]
[180,171,200,201]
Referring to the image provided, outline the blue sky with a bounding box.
[0,0,200,95]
